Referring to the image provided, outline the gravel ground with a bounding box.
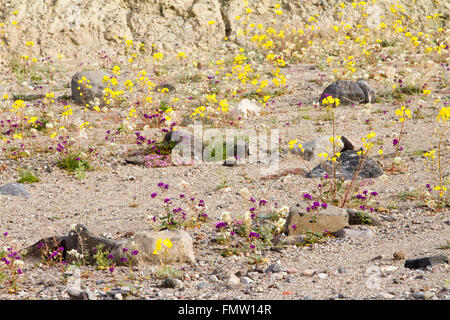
[0,63,449,300]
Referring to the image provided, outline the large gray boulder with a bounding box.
[71,70,111,105]
[320,79,376,105]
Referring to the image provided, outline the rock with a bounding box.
[265,264,283,273]
[197,282,208,290]
[405,255,448,269]
[306,150,384,180]
[21,235,67,261]
[302,269,316,277]
[319,79,376,105]
[71,70,111,105]
[108,287,131,296]
[347,209,383,226]
[412,292,425,300]
[65,267,96,300]
[233,99,261,118]
[162,277,183,289]
[124,155,146,165]
[114,293,123,300]
[289,135,355,161]
[111,229,196,265]
[0,183,30,199]
[380,266,398,274]
[424,291,436,300]
[333,228,374,240]
[284,202,349,234]
[154,84,175,92]
[212,267,232,281]
[65,224,119,265]
[377,292,395,299]
[317,273,328,279]
[393,251,406,260]
[208,275,219,283]
[234,270,248,278]
[338,266,347,274]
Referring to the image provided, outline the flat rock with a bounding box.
[284,202,349,234]
[289,135,355,161]
[333,228,374,240]
[319,79,376,105]
[405,255,448,269]
[0,183,30,199]
[393,251,407,260]
[162,277,183,288]
[306,150,384,180]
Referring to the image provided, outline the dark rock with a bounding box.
[22,235,67,261]
[320,79,376,105]
[306,150,384,180]
[0,183,30,199]
[405,255,448,269]
[338,266,347,274]
[333,228,374,239]
[235,270,248,278]
[197,282,208,290]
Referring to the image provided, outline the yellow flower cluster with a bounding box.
[153,238,173,255]
[395,106,411,122]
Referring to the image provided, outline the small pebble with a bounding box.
[317,273,328,279]
[393,250,406,260]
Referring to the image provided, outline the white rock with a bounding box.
[317,273,328,279]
